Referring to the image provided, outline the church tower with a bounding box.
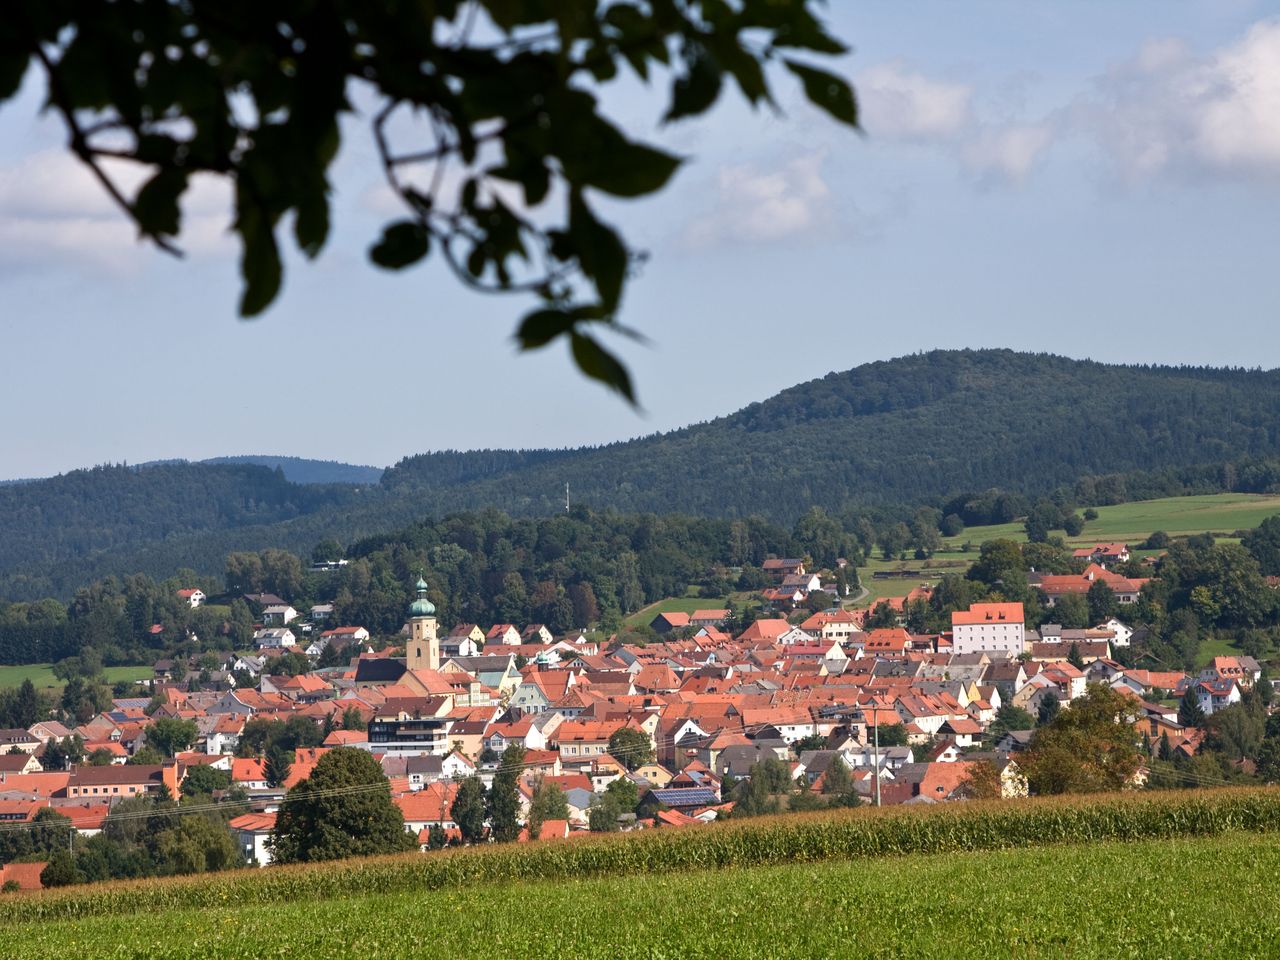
[406,576,439,672]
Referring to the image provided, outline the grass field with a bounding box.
[5,829,1279,958]
[0,664,152,693]
[944,492,1280,551]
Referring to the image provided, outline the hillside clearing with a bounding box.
[0,664,152,693]
[5,830,1278,959]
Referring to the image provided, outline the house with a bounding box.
[762,558,806,581]
[521,624,555,645]
[176,588,205,608]
[689,609,730,628]
[650,612,691,634]
[66,762,181,800]
[320,626,371,646]
[1071,543,1131,565]
[309,603,335,622]
[0,729,42,754]
[486,624,522,646]
[1033,564,1150,606]
[1200,656,1262,689]
[443,625,486,658]
[1098,618,1134,647]
[261,604,299,626]
[253,628,297,649]
[1196,679,1242,716]
[951,603,1025,657]
[800,609,862,643]
[229,812,276,866]
[0,753,42,774]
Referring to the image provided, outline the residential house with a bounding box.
[261,604,299,626]
[229,812,276,866]
[176,588,206,608]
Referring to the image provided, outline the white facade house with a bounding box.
[1099,618,1133,648]
[951,603,1025,657]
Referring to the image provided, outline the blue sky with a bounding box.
[2,2,1279,479]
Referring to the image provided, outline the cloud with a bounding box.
[962,123,1055,185]
[1082,20,1280,182]
[856,60,1052,185]
[859,61,974,142]
[682,151,833,248]
[0,149,234,273]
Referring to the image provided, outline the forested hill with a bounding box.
[382,350,1280,517]
[4,350,1280,600]
[0,464,359,599]
[199,456,385,485]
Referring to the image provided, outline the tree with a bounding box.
[270,747,415,863]
[1086,580,1119,624]
[146,717,198,757]
[1037,691,1060,727]
[1067,642,1085,671]
[956,760,1002,800]
[526,779,569,841]
[4,4,854,399]
[450,775,488,844]
[40,848,82,888]
[182,764,232,799]
[264,748,293,789]
[1178,687,1206,728]
[154,815,240,875]
[488,745,526,843]
[1022,684,1143,795]
[1053,593,1090,630]
[607,727,653,771]
[987,704,1036,744]
[128,745,164,766]
[876,723,909,747]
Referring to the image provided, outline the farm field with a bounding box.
[0,664,152,693]
[5,829,1279,959]
[853,492,1280,608]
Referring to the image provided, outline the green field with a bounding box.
[850,492,1280,609]
[4,829,1277,959]
[945,492,1280,551]
[0,664,153,693]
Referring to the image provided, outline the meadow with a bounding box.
[0,664,152,693]
[5,790,1280,959]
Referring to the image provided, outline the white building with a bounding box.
[951,602,1025,657]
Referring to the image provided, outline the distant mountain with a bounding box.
[381,350,1280,518]
[198,456,385,486]
[4,349,1280,600]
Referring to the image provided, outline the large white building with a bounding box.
[951,602,1026,657]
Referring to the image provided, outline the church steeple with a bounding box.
[406,575,439,671]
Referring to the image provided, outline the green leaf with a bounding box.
[237,203,282,318]
[369,221,430,270]
[294,183,331,259]
[517,309,577,350]
[586,137,682,198]
[569,191,627,310]
[132,169,188,239]
[516,304,607,350]
[785,60,858,126]
[0,53,27,103]
[665,48,722,122]
[570,331,636,404]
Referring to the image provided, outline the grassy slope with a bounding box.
[6,831,1278,959]
[0,665,152,693]
[854,491,1280,608]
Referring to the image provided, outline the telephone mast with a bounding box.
[565,482,570,513]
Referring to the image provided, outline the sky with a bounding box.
[2,2,1280,479]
